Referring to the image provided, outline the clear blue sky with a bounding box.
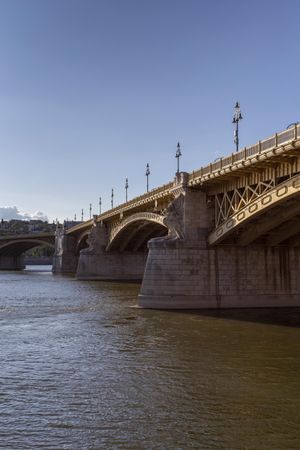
[0,0,299,222]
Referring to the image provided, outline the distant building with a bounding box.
[0,219,55,236]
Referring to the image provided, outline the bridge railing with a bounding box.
[96,181,174,220]
[189,124,300,182]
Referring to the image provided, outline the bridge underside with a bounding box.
[0,240,54,270]
[108,220,167,252]
[219,197,300,247]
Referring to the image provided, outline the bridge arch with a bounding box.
[0,238,55,257]
[209,174,300,245]
[107,212,168,252]
[75,231,90,255]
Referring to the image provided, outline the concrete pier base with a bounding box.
[76,221,147,281]
[77,251,147,281]
[139,238,300,309]
[52,227,78,274]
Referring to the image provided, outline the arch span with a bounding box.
[107,212,168,252]
[75,231,90,255]
[0,238,54,257]
[209,173,300,245]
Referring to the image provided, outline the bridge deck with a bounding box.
[0,232,55,241]
[67,124,300,235]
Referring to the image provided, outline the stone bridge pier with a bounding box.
[52,226,78,274]
[139,182,300,309]
[76,221,147,281]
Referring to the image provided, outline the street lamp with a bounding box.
[286,122,299,129]
[232,101,243,152]
[125,178,129,202]
[145,163,150,192]
[89,203,92,219]
[111,188,114,208]
[175,142,182,174]
[81,209,84,221]
[99,197,102,215]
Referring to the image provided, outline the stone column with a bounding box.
[52,226,77,273]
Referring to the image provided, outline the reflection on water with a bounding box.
[0,266,299,449]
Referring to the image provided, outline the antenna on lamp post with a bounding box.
[145,163,150,192]
[232,101,243,152]
[175,142,182,174]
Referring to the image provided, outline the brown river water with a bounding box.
[0,266,299,449]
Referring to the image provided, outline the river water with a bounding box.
[0,266,299,450]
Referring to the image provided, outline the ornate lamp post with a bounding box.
[81,209,84,221]
[125,178,129,202]
[74,213,77,221]
[232,101,243,152]
[145,163,150,193]
[111,188,114,208]
[175,142,182,174]
[89,203,92,219]
[99,197,102,215]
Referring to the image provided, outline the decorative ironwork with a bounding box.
[214,179,275,227]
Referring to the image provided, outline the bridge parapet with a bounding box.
[189,123,300,186]
[66,180,174,237]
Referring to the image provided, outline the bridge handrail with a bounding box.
[96,181,174,220]
[65,181,174,234]
[189,124,300,182]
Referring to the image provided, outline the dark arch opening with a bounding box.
[0,240,54,257]
[76,234,89,255]
[109,220,168,252]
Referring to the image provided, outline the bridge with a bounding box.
[0,232,55,269]
[50,123,300,308]
[3,124,300,309]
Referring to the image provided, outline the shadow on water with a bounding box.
[20,267,300,328]
[174,307,300,328]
